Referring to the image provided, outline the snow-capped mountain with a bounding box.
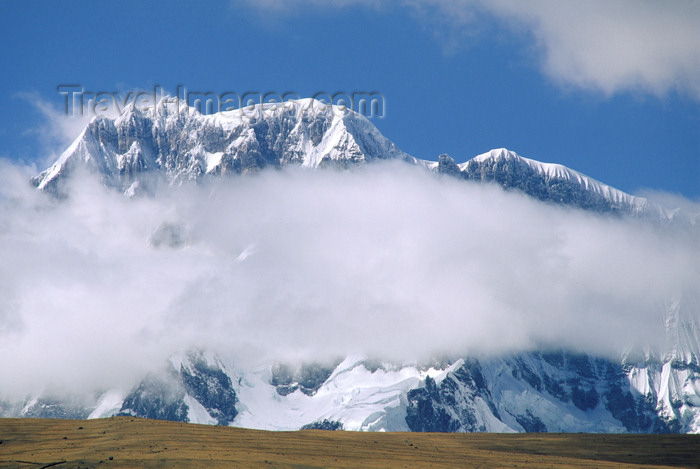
[13,99,699,434]
[433,150,676,219]
[33,99,413,195]
[33,99,674,220]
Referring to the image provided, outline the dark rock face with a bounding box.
[118,372,189,422]
[406,375,462,432]
[405,352,673,433]
[537,352,667,432]
[300,419,344,430]
[180,354,238,426]
[406,359,496,433]
[436,153,460,177]
[515,411,547,433]
[118,352,238,425]
[270,362,339,396]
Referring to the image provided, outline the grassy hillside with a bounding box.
[0,417,698,468]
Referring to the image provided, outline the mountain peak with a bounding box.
[457,148,659,216]
[32,98,411,193]
[471,148,516,162]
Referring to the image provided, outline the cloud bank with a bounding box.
[0,161,697,398]
[236,0,700,99]
[485,0,700,98]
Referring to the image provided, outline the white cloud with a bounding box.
[483,0,700,98]
[236,0,700,99]
[0,162,696,398]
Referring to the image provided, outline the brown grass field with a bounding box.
[0,417,698,468]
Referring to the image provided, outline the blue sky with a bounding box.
[1,0,698,198]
